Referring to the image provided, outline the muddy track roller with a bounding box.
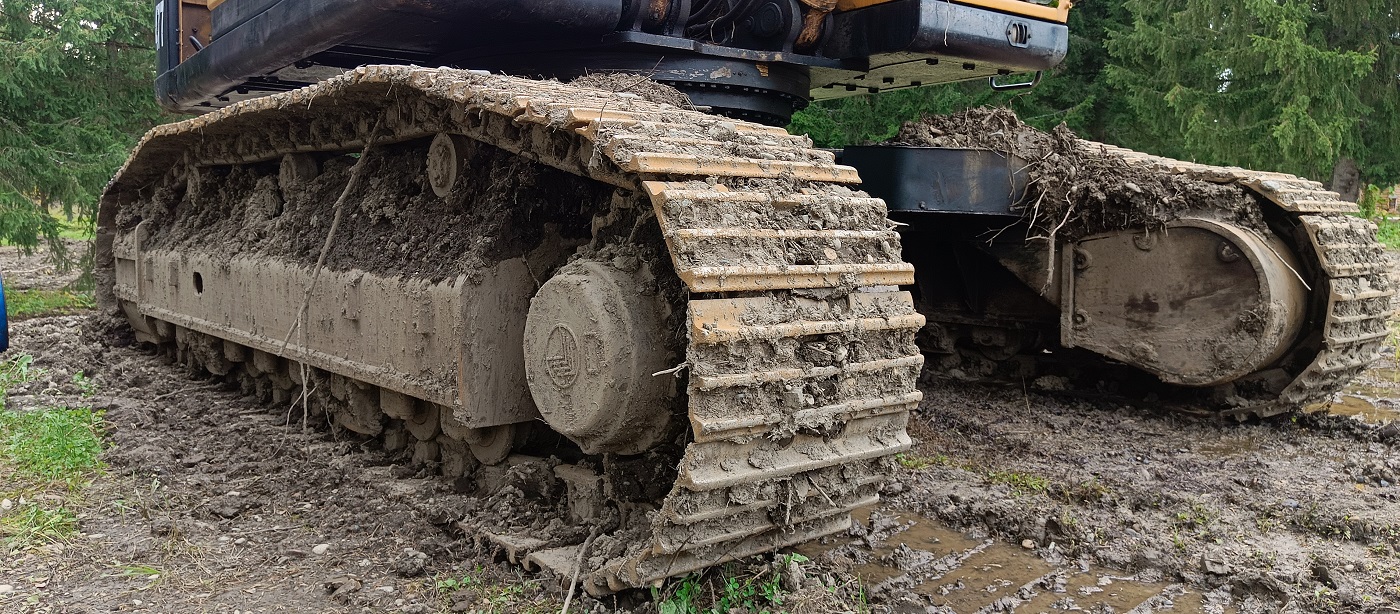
[97,66,924,593]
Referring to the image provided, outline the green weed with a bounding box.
[1052,477,1113,503]
[432,566,562,614]
[0,503,78,545]
[649,554,862,614]
[1175,507,1211,528]
[435,567,481,591]
[115,563,164,579]
[6,289,95,320]
[654,569,774,614]
[0,354,38,397]
[112,564,165,590]
[71,371,98,397]
[653,563,785,614]
[1255,512,1279,534]
[987,470,1050,494]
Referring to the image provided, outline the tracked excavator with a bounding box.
[98,0,1392,594]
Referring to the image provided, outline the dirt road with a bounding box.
[0,246,1396,613]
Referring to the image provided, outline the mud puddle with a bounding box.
[1323,395,1400,424]
[1316,366,1400,425]
[802,506,1225,613]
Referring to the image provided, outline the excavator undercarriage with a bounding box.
[98,0,1392,595]
[100,67,925,592]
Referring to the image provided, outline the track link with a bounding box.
[98,66,924,593]
[1090,143,1393,417]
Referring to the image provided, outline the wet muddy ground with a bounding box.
[0,245,1397,613]
[1,241,87,292]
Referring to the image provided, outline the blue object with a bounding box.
[0,271,9,352]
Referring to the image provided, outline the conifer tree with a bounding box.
[0,0,161,267]
[1106,0,1395,190]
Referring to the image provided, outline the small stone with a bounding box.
[1284,499,1300,509]
[234,538,247,546]
[0,499,11,511]
[1344,564,1356,572]
[325,576,361,600]
[392,550,428,577]
[211,497,244,519]
[0,584,12,594]
[1202,554,1231,575]
[312,543,331,556]
[1021,539,1036,550]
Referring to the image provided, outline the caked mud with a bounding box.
[892,108,1265,241]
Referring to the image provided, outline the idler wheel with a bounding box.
[523,260,676,455]
[1065,218,1308,386]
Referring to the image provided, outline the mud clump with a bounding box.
[890,108,1264,241]
[127,139,609,284]
[569,73,693,108]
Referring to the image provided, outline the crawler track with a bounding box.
[97,66,924,593]
[1092,144,1393,417]
[918,142,1393,419]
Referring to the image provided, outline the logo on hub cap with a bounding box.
[544,324,579,388]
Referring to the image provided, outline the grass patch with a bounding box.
[57,220,94,242]
[0,354,105,551]
[1376,218,1400,250]
[0,406,105,483]
[986,470,1051,494]
[7,288,95,319]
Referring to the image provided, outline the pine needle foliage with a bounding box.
[0,0,162,269]
[1105,0,1396,184]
